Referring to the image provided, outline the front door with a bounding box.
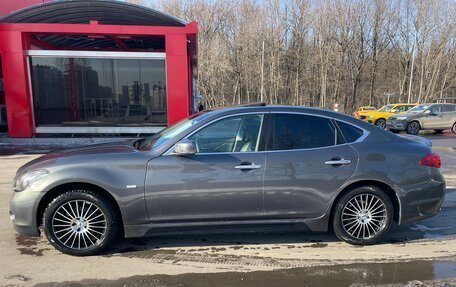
[145,113,267,222]
[421,105,443,129]
[263,113,359,219]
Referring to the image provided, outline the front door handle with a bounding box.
[325,159,351,165]
[234,163,262,170]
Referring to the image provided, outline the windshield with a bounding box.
[378,105,393,112]
[138,112,208,151]
[408,104,429,113]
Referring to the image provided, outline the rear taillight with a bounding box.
[419,153,441,168]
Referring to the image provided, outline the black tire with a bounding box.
[452,123,456,134]
[375,118,386,129]
[434,130,444,134]
[332,186,393,245]
[43,190,119,256]
[406,121,421,135]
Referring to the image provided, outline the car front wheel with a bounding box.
[406,121,421,135]
[43,190,119,256]
[333,186,393,245]
[452,123,456,134]
[375,119,386,129]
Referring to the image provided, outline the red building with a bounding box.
[0,0,197,137]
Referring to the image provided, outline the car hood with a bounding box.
[397,134,432,147]
[16,140,140,175]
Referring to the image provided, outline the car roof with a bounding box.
[201,105,378,130]
[390,103,417,106]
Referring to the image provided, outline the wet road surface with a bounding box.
[33,260,456,287]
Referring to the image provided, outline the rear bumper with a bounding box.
[398,170,446,224]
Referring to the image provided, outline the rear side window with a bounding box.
[442,105,456,112]
[336,121,364,143]
[271,114,336,150]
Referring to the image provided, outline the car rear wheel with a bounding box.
[375,119,386,129]
[43,190,119,256]
[332,186,393,245]
[406,121,421,135]
[452,123,456,134]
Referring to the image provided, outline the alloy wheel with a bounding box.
[375,119,386,129]
[51,200,107,250]
[407,122,420,135]
[340,193,387,240]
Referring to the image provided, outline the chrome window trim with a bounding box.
[266,111,370,152]
[164,112,268,156]
[164,110,370,156]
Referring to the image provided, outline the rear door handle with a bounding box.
[325,159,351,165]
[234,164,262,170]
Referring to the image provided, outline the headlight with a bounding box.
[396,116,408,120]
[14,170,49,192]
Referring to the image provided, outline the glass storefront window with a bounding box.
[30,55,167,128]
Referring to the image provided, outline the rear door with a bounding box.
[441,105,456,128]
[262,113,359,219]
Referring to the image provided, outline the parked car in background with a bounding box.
[353,106,376,118]
[0,104,7,132]
[10,105,445,256]
[387,103,456,135]
[359,103,416,129]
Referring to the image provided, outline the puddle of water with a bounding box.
[34,260,456,287]
[15,234,50,256]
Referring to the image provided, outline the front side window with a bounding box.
[188,114,263,153]
[378,105,393,112]
[395,105,410,112]
[271,114,336,150]
[429,105,442,114]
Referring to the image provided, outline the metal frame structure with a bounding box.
[0,1,197,137]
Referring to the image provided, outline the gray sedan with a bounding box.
[10,105,445,256]
[387,103,456,134]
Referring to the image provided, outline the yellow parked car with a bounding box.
[359,103,416,129]
[353,106,376,118]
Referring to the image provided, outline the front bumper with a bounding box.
[359,116,375,124]
[9,188,44,236]
[386,119,407,130]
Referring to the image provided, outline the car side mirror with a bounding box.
[174,139,196,156]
